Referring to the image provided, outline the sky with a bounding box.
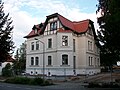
[3,0,99,51]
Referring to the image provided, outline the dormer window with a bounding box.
[50,21,57,30]
[88,24,93,35]
[34,29,38,34]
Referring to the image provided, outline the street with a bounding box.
[0,82,120,90]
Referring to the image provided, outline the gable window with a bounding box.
[48,38,52,48]
[48,56,52,65]
[88,24,93,35]
[34,29,38,34]
[31,57,34,65]
[62,36,68,46]
[31,42,34,50]
[88,41,92,51]
[62,54,68,65]
[36,41,39,50]
[35,57,39,65]
[50,21,57,30]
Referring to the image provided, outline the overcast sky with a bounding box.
[3,0,98,50]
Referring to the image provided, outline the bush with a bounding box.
[2,63,13,77]
[5,77,31,84]
[87,82,100,88]
[5,77,53,86]
[87,82,120,88]
[29,78,43,85]
[115,79,120,83]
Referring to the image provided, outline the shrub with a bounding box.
[5,77,53,86]
[2,63,13,77]
[87,82,100,88]
[87,82,120,88]
[5,77,31,84]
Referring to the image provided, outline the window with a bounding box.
[48,38,52,48]
[0,62,2,66]
[62,54,68,65]
[35,57,39,65]
[73,56,76,69]
[50,21,57,30]
[36,41,39,50]
[88,56,91,66]
[95,58,97,66]
[31,42,34,50]
[62,36,68,46]
[34,29,38,34]
[88,24,93,35]
[88,41,92,51]
[31,57,34,65]
[73,39,75,52]
[48,56,52,65]
[97,58,100,66]
[88,56,93,66]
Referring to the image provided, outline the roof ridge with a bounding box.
[57,13,73,23]
[73,19,90,23]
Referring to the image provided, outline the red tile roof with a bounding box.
[24,24,42,38]
[6,55,14,62]
[24,13,93,38]
[57,14,90,33]
[58,15,74,30]
[73,20,90,33]
[58,28,72,33]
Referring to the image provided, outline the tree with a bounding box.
[96,0,120,67]
[0,1,14,62]
[2,63,13,77]
[13,42,26,75]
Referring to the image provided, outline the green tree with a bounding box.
[0,1,14,62]
[97,0,120,67]
[2,63,13,77]
[13,42,26,75]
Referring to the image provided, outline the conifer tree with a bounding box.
[0,1,14,62]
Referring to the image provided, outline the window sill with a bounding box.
[29,65,39,67]
[60,46,70,48]
[60,65,70,67]
[46,65,53,67]
[47,48,53,50]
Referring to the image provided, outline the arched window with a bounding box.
[62,54,68,65]
[31,57,34,65]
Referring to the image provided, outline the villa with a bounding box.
[24,13,100,76]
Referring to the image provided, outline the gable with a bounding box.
[44,16,63,35]
[87,24,94,36]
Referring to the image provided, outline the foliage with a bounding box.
[87,82,120,88]
[0,1,14,62]
[12,44,26,75]
[5,77,53,86]
[2,63,13,77]
[96,0,120,66]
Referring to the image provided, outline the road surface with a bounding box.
[0,82,120,90]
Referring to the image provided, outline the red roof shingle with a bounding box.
[58,28,72,33]
[24,13,93,38]
[73,20,90,33]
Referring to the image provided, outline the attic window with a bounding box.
[34,29,38,34]
[50,21,57,30]
[88,24,93,35]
